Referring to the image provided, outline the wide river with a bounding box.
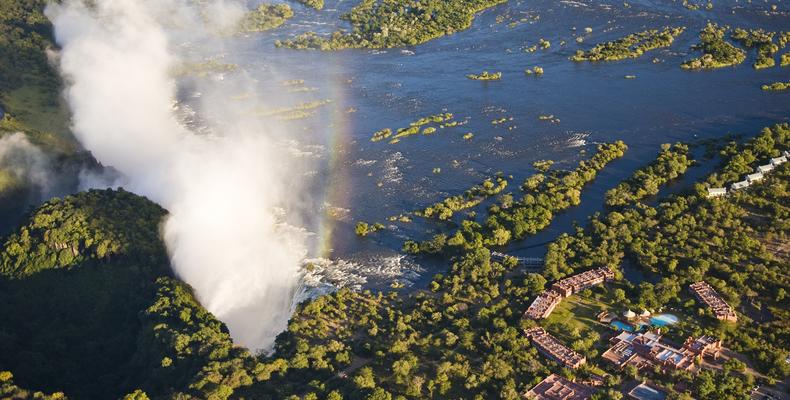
[185,0,790,292]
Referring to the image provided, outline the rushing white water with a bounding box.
[47,0,312,351]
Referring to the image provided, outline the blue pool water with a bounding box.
[630,384,667,400]
[649,314,679,327]
[611,320,635,332]
[611,314,678,331]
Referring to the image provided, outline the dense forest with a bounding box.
[276,0,508,50]
[3,128,786,399]
[1,1,788,399]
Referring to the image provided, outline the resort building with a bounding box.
[525,327,587,369]
[706,187,726,198]
[551,267,615,297]
[523,374,596,400]
[746,172,764,183]
[771,156,787,167]
[681,335,723,359]
[602,331,701,373]
[731,180,750,190]
[757,164,774,174]
[689,281,738,322]
[524,290,563,320]
[784,150,790,158]
[524,268,614,320]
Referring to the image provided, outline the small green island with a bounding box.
[524,66,544,75]
[761,81,790,91]
[731,28,783,69]
[257,99,332,121]
[681,23,746,69]
[370,112,461,144]
[571,26,685,62]
[276,0,507,50]
[238,4,294,33]
[466,71,502,81]
[294,0,324,10]
[417,174,509,221]
[604,143,693,207]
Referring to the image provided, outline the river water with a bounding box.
[191,0,790,291]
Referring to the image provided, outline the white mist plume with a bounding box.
[47,0,312,350]
[0,133,54,197]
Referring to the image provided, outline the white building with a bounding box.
[707,188,727,198]
[771,156,787,166]
[731,180,750,190]
[757,164,774,174]
[746,172,764,183]
[784,150,790,158]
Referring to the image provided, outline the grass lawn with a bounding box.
[1,72,76,155]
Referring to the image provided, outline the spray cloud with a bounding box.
[47,0,314,350]
[0,133,55,199]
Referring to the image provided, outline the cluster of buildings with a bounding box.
[601,330,722,373]
[524,267,615,319]
[689,281,738,322]
[523,374,596,400]
[525,327,587,369]
[519,271,737,398]
[707,152,788,198]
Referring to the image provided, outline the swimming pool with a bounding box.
[630,384,667,400]
[611,320,636,332]
[650,314,679,327]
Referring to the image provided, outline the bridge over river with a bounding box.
[490,251,544,270]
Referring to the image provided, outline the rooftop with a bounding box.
[524,374,596,400]
[689,281,737,322]
[526,327,586,369]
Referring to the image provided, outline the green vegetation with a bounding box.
[418,175,508,221]
[3,131,786,399]
[537,115,559,123]
[571,27,685,62]
[276,0,508,50]
[257,99,332,120]
[295,0,324,10]
[238,4,294,33]
[466,71,502,81]
[524,66,544,75]
[371,128,393,142]
[0,189,278,399]
[682,0,713,10]
[405,141,628,254]
[604,143,693,207]
[0,371,66,400]
[3,4,789,399]
[681,23,746,69]
[173,59,239,77]
[0,0,75,154]
[782,53,790,67]
[544,124,789,380]
[371,112,461,144]
[532,160,554,172]
[0,168,24,199]
[0,189,167,278]
[355,221,385,237]
[731,28,780,69]
[762,81,790,91]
